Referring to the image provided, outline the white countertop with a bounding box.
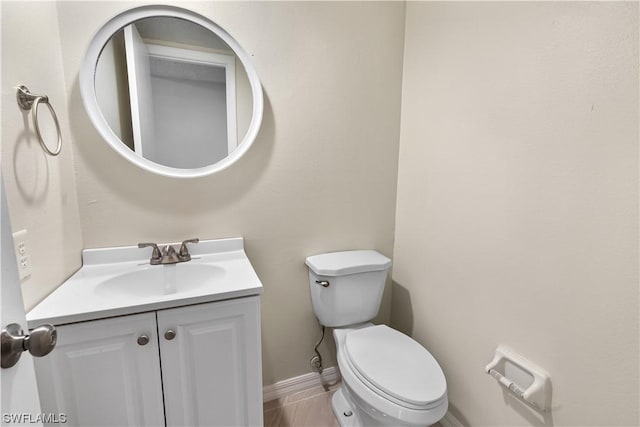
[27,237,263,327]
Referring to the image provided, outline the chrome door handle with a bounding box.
[164,330,176,341]
[137,335,150,346]
[1,323,57,369]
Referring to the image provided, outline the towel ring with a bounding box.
[16,85,62,156]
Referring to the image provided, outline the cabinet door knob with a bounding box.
[164,330,176,340]
[137,335,150,346]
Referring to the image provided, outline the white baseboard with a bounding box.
[440,411,464,427]
[263,367,340,402]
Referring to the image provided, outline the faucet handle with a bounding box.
[138,243,162,263]
[178,238,199,261]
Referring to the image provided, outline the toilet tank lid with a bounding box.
[305,250,391,276]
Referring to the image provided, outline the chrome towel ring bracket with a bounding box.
[16,85,62,156]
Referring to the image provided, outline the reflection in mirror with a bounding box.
[95,17,252,169]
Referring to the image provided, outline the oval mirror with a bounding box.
[80,6,263,178]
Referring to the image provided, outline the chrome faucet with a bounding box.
[138,238,199,265]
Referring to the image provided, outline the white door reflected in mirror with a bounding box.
[82,6,263,178]
[95,16,245,169]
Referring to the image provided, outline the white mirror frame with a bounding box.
[80,5,264,179]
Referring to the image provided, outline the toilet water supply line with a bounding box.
[311,324,325,373]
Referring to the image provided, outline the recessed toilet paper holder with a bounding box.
[485,346,552,412]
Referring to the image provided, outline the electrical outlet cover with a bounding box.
[12,229,31,281]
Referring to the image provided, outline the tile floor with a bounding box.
[263,384,340,427]
[263,383,443,427]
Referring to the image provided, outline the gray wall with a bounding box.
[55,1,406,385]
[392,2,639,425]
[1,2,83,309]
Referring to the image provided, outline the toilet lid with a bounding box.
[345,325,447,407]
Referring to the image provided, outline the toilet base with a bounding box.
[332,384,446,427]
[332,387,361,427]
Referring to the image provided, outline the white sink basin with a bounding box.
[27,237,263,326]
[96,263,226,297]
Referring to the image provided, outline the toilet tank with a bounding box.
[305,250,392,327]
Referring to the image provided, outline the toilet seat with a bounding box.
[344,325,447,410]
[335,325,448,426]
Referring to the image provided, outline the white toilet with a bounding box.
[306,250,448,427]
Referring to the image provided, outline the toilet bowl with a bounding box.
[305,250,448,427]
[332,324,448,426]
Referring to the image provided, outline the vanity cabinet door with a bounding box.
[157,297,263,427]
[33,313,165,426]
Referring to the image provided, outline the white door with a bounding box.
[157,297,263,427]
[33,313,165,426]
[124,23,156,160]
[1,179,43,425]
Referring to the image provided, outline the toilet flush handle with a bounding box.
[315,280,330,288]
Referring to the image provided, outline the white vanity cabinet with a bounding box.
[34,312,165,426]
[159,297,262,426]
[34,296,262,427]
